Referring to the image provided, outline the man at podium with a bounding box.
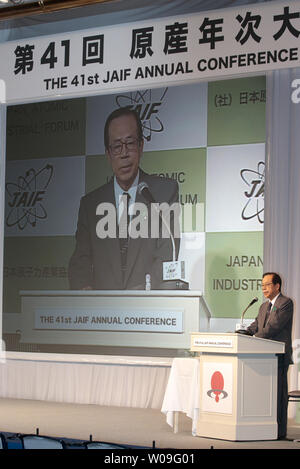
[246,272,294,440]
[68,108,180,291]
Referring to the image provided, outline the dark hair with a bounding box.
[104,108,143,150]
[263,272,282,291]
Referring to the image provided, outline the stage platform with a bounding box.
[1,352,299,449]
[0,398,300,450]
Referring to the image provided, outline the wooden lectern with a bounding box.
[190,332,285,441]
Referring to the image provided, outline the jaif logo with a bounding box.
[5,164,54,230]
[240,161,264,224]
[115,88,168,142]
[207,371,228,403]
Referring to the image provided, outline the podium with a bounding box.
[190,333,285,441]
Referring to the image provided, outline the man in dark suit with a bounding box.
[68,107,180,291]
[246,272,293,439]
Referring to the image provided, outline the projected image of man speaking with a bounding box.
[68,107,180,291]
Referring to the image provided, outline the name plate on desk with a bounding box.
[35,307,184,333]
[192,336,233,348]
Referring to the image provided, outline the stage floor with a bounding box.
[0,398,299,450]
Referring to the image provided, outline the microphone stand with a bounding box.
[236,298,258,334]
[236,307,252,334]
[151,201,188,289]
[138,183,188,290]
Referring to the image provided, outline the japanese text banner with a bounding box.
[1,0,300,103]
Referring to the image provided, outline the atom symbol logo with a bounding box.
[207,371,228,402]
[5,164,54,230]
[115,88,168,142]
[240,161,264,224]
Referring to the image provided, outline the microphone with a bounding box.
[138,182,156,204]
[236,297,258,334]
[242,296,258,317]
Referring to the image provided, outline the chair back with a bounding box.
[20,435,66,449]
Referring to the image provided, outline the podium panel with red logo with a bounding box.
[190,333,285,441]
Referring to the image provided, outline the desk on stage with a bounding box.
[161,357,200,435]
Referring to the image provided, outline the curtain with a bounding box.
[265,68,300,415]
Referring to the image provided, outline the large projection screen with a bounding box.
[2,0,299,357]
[2,75,265,356]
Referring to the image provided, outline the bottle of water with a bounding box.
[145,273,151,291]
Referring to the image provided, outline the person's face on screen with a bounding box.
[262,274,280,301]
[106,114,143,191]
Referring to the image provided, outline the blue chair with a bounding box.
[84,441,127,449]
[288,390,300,443]
[83,435,127,449]
[0,434,7,450]
[19,434,67,449]
[288,390,300,403]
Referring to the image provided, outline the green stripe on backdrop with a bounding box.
[208,76,266,146]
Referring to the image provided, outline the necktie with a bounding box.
[119,192,130,282]
[264,301,272,326]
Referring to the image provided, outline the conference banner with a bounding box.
[0,0,299,103]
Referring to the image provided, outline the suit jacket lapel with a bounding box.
[262,293,281,326]
[270,293,281,319]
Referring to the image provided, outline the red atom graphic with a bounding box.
[207,371,228,402]
[211,371,224,402]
